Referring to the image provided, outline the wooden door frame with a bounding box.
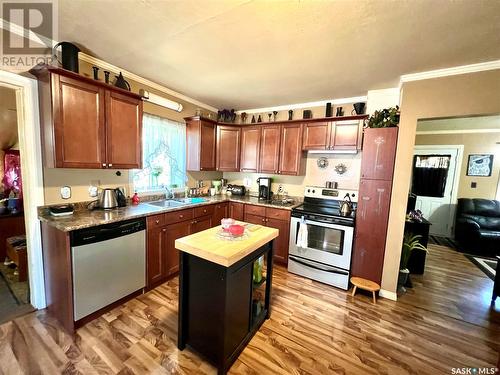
[0,70,45,309]
[413,144,464,237]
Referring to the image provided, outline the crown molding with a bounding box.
[416,128,500,135]
[400,60,500,83]
[79,53,219,112]
[236,96,367,114]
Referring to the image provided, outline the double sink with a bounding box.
[146,197,209,209]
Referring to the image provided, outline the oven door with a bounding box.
[289,216,354,270]
[288,255,349,290]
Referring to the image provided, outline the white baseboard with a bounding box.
[379,289,397,301]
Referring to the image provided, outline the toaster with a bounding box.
[227,184,246,196]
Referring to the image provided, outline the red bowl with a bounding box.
[227,224,245,237]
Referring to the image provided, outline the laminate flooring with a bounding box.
[0,244,498,374]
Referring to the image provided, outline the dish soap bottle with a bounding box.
[132,192,140,205]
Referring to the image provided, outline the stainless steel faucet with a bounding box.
[165,186,174,199]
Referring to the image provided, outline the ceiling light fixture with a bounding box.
[139,89,183,112]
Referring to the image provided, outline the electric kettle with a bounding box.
[98,188,127,209]
[340,193,353,217]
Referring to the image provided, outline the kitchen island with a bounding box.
[175,223,278,375]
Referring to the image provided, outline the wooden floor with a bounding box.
[0,244,498,374]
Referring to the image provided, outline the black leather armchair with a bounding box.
[455,198,500,256]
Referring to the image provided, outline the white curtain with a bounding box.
[133,113,186,192]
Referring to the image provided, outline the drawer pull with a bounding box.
[203,209,207,213]
[162,228,166,232]
[155,219,160,224]
[179,214,184,218]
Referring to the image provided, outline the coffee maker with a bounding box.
[257,177,272,201]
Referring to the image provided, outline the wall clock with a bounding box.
[317,157,329,169]
[334,163,348,175]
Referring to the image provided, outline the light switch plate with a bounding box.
[60,186,71,199]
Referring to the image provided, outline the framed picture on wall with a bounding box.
[466,154,494,177]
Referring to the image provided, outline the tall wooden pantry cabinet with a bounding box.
[351,127,399,284]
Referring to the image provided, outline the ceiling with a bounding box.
[417,115,500,132]
[59,0,500,109]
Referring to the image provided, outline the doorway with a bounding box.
[0,86,34,322]
[412,145,463,237]
[0,69,46,319]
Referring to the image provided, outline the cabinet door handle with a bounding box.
[102,163,106,167]
[162,228,166,232]
[155,219,160,224]
[179,214,184,218]
[200,167,204,170]
[108,163,113,167]
[203,209,207,213]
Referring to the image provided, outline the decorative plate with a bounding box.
[334,163,348,175]
[317,157,329,169]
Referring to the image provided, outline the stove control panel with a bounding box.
[304,186,358,203]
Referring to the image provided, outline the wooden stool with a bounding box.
[350,277,380,304]
[6,235,27,282]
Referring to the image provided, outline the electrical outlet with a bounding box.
[60,186,71,199]
[88,186,98,197]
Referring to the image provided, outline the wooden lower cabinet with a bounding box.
[147,202,291,288]
[266,217,290,265]
[191,215,212,233]
[229,202,244,221]
[212,203,228,226]
[146,225,166,287]
[244,204,290,265]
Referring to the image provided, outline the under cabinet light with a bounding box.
[139,89,183,112]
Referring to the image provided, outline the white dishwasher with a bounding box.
[71,218,146,321]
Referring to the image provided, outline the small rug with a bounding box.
[465,255,497,281]
[0,263,29,304]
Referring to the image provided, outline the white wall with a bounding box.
[366,88,401,114]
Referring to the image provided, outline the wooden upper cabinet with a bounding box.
[360,127,398,181]
[331,121,363,150]
[30,64,143,169]
[216,125,241,171]
[303,118,365,151]
[302,122,329,150]
[53,74,106,168]
[185,116,216,171]
[106,91,142,169]
[240,126,261,172]
[279,123,304,175]
[259,125,281,174]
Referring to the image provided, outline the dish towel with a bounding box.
[297,216,309,248]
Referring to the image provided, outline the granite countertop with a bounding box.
[38,195,302,232]
[175,223,279,267]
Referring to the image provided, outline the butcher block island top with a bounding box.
[175,223,278,267]
[176,222,277,374]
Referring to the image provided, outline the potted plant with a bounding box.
[398,233,427,291]
[367,106,400,128]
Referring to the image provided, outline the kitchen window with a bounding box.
[132,113,186,192]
